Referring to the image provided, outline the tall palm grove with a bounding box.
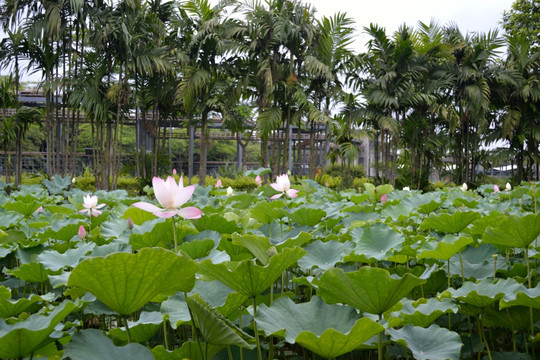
[0,0,538,190]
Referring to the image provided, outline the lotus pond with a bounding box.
[1,176,540,360]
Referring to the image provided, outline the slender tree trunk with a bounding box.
[199,108,209,185]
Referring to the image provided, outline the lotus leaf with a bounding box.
[314,267,426,315]
[186,293,255,348]
[198,246,306,297]
[417,235,473,261]
[256,296,383,358]
[108,311,163,344]
[289,207,326,226]
[482,213,540,248]
[192,213,241,234]
[37,242,95,271]
[345,223,404,262]
[388,324,462,360]
[420,211,481,234]
[152,342,222,360]
[443,278,522,308]
[0,300,78,359]
[298,240,354,271]
[68,247,197,315]
[63,328,154,360]
[398,297,458,328]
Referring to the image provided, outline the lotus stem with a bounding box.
[227,346,233,360]
[163,320,169,350]
[459,251,465,283]
[124,316,132,344]
[185,292,205,360]
[253,297,263,360]
[171,217,178,254]
[378,314,383,360]
[239,306,244,360]
[479,315,492,360]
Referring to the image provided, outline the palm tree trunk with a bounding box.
[199,108,209,185]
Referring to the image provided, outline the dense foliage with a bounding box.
[1,175,540,359]
[0,0,538,190]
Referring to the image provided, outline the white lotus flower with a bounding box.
[506,183,512,191]
[461,183,468,192]
[403,186,410,191]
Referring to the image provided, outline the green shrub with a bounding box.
[73,169,96,192]
[324,163,365,179]
[21,173,44,185]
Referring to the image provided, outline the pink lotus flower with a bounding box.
[255,175,262,187]
[494,184,500,193]
[270,174,298,199]
[173,169,177,175]
[79,195,105,217]
[34,206,43,214]
[78,225,86,240]
[215,179,223,188]
[380,193,388,203]
[132,176,202,219]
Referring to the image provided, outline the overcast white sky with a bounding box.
[300,0,513,52]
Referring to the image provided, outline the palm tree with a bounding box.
[488,34,540,182]
[177,0,235,185]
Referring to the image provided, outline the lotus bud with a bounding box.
[215,179,223,188]
[380,193,387,203]
[493,184,500,193]
[34,206,43,214]
[255,175,262,187]
[127,217,134,230]
[403,186,410,191]
[226,186,234,196]
[173,168,177,175]
[461,183,468,191]
[506,183,512,191]
[78,225,86,240]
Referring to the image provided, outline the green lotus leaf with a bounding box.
[298,240,354,271]
[3,198,41,217]
[349,193,370,205]
[443,278,522,308]
[198,247,306,297]
[420,211,481,234]
[42,175,71,195]
[224,193,259,209]
[108,311,163,344]
[484,305,540,331]
[249,200,288,224]
[345,223,404,263]
[100,218,130,239]
[37,242,95,271]
[256,295,384,358]
[500,283,540,309]
[417,235,473,261]
[179,239,215,259]
[388,324,462,360]
[121,206,157,225]
[152,342,222,360]
[46,204,76,215]
[9,262,60,283]
[68,248,197,315]
[274,231,312,251]
[0,286,48,318]
[186,293,255,348]
[0,211,23,229]
[314,267,426,315]
[381,204,414,221]
[232,233,272,265]
[398,298,458,328]
[0,300,78,359]
[63,328,154,360]
[39,219,83,242]
[482,213,540,248]
[289,207,326,226]
[192,213,241,234]
[162,280,248,328]
[129,220,173,250]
